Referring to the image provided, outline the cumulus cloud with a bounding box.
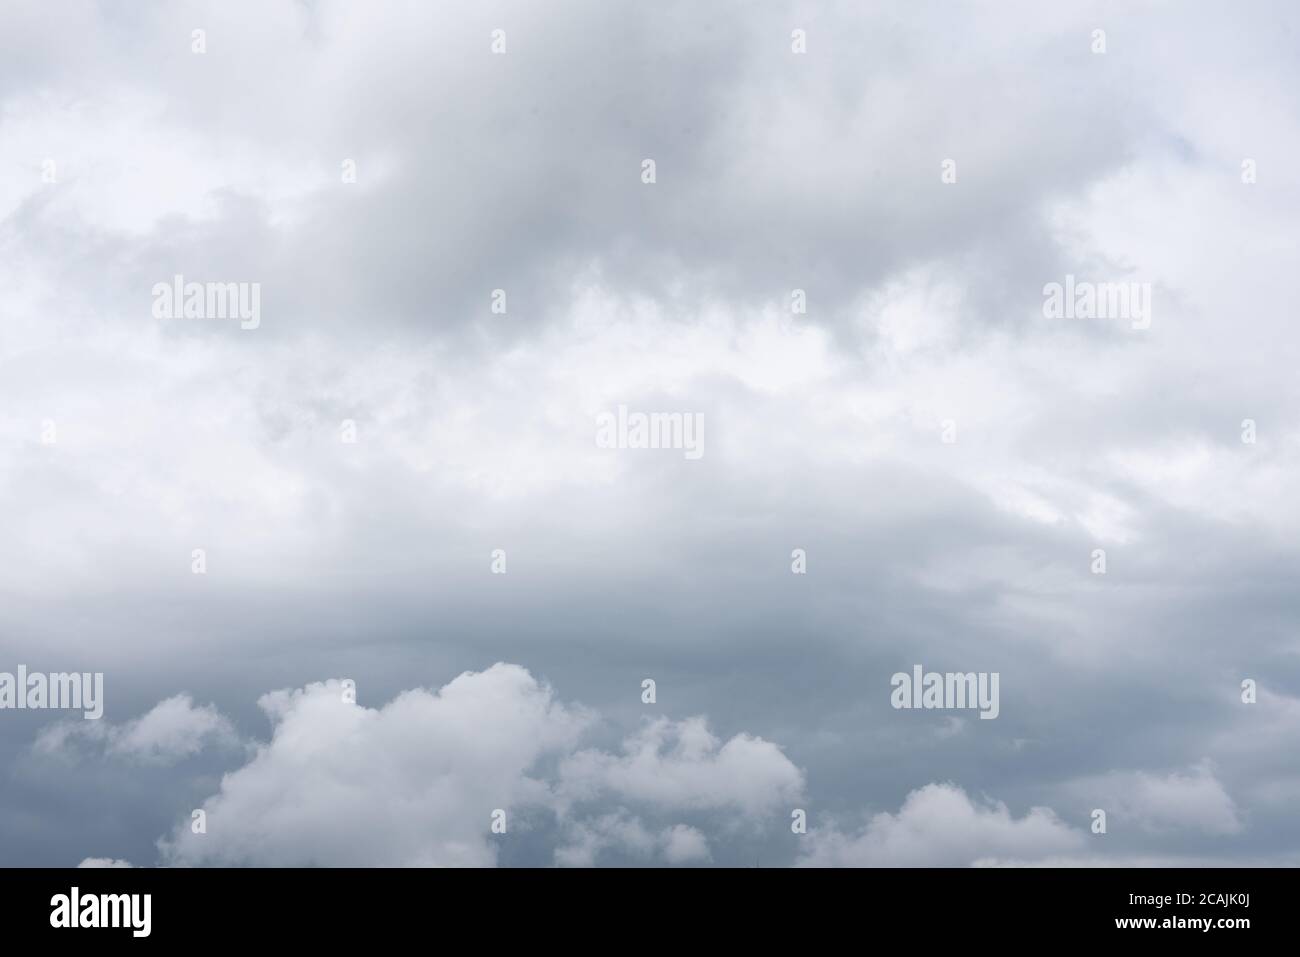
[799,783,1085,867]
[554,814,713,867]
[557,715,805,817]
[660,824,712,864]
[158,664,798,866]
[161,664,588,866]
[77,857,135,868]
[1070,762,1243,836]
[554,811,657,868]
[35,693,240,764]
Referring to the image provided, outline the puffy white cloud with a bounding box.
[554,811,657,868]
[1070,762,1242,836]
[558,716,804,816]
[35,694,240,764]
[161,664,589,866]
[799,783,1085,867]
[660,824,711,864]
[107,694,241,762]
[155,665,802,866]
[77,858,134,868]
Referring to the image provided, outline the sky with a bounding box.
[1,0,1298,868]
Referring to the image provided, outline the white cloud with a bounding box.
[799,783,1085,867]
[660,824,711,864]
[77,858,134,868]
[35,693,240,764]
[161,664,589,866]
[1070,762,1243,836]
[554,811,657,868]
[557,715,805,817]
[155,665,802,866]
[554,816,713,867]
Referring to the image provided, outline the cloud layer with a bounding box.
[2,1,1298,866]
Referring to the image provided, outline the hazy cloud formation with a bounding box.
[1,1,1298,866]
[36,693,240,764]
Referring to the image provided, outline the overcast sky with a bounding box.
[2,0,1299,867]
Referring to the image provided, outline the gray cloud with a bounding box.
[1,0,1298,866]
